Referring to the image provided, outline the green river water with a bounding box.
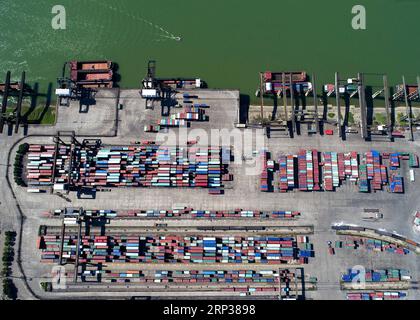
[1,0,420,102]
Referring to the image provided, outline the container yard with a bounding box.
[2,64,420,302]
[260,71,310,96]
[30,211,317,299]
[258,149,418,194]
[69,60,114,89]
[24,143,231,193]
[2,0,420,307]
[10,100,420,301]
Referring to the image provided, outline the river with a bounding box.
[1,0,420,102]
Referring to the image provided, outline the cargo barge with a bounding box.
[141,60,206,99]
[261,71,311,95]
[160,78,205,90]
[297,150,321,191]
[278,155,295,192]
[81,269,290,284]
[0,82,20,93]
[69,60,114,89]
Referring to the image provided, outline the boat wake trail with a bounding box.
[90,0,182,42]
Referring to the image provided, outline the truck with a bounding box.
[414,211,420,230]
[362,209,383,221]
[410,169,415,182]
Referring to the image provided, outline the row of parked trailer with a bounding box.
[346,291,407,300]
[334,237,411,255]
[50,208,301,220]
[25,144,230,192]
[341,268,411,282]
[37,235,314,265]
[80,268,294,284]
[260,149,418,193]
[81,266,304,296]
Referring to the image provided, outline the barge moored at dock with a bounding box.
[69,60,114,89]
[261,71,311,96]
[141,60,206,100]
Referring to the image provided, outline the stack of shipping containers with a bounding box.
[38,235,314,265]
[388,153,403,193]
[257,149,420,193]
[287,155,295,189]
[305,150,313,191]
[278,155,288,192]
[70,145,225,190]
[365,150,383,190]
[312,150,320,191]
[358,164,369,192]
[297,150,307,191]
[260,151,269,192]
[322,152,334,191]
[26,145,55,187]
